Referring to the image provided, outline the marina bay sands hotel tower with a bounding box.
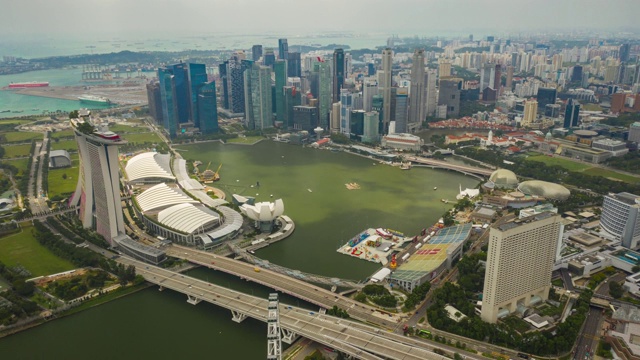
[69,110,127,244]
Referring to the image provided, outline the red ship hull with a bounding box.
[8,82,50,88]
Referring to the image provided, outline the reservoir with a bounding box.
[0,140,479,358]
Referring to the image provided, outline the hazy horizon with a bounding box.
[4,0,640,40]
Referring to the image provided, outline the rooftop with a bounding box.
[609,192,640,206]
[496,211,557,232]
[136,183,198,213]
[125,152,174,183]
[158,203,219,234]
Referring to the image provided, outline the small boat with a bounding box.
[308,189,313,193]
[372,163,376,165]
[434,187,438,190]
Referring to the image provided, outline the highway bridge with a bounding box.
[117,255,480,360]
[166,245,399,329]
[404,156,494,178]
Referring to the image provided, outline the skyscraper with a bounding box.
[196,81,219,134]
[350,110,365,139]
[263,48,276,67]
[425,69,437,116]
[437,78,462,118]
[158,63,192,137]
[332,49,345,103]
[287,52,301,77]
[380,48,393,133]
[522,99,537,127]
[362,79,379,113]
[146,81,163,125]
[601,192,640,249]
[69,112,127,244]
[218,61,230,110]
[564,98,580,128]
[283,86,302,129]
[362,111,380,143]
[620,43,631,62]
[292,106,318,131]
[244,63,273,130]
[312,61,332,129]
[393,88,409,133]
[438,60,451,78]
[572,65,583,83]
[158,67,178,137]
[188,63,207,126]
[340,89,353,135]
[536,87,557,110]
[278,38,288,60]
[481,212,562,323]
[252,45,263,62]
[224,53,251,115]
[408,49,426,131]
[493,64,502,95]
[273,60,287,124]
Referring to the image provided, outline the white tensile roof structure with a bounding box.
[125,152,175,182]
[136,183,198,213]
[158,203,219,234]
[240,199,285,222]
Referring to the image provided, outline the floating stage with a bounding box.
[336,228,412,264]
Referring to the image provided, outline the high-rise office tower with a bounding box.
[350,110,365,139]
[340,89,353,135]
[345,53,353,78]
[536,87,557,111]
[367,63,376,76]
[283,86,302,129]
[287,52,301,77]
[409,49,426,130]
[278,39,288,60]
[196,81,218,134]
[380,48,393,133]
[312,61,332,129]
[572,65,583,83]
[273,60,287,124]
[563,98,580,128]
[481,212,562,323]
[292,106,318,131]
[601,192,640,249]
[218,61,230,110]
[438,60,451,79]
[244,63,273,130]
[493,64,502,95]
[252,45,263,62]
[330,102,341,133]
[188,63,207,125]
[146,81,163,125]
[505,66,514,91]
[522,99,537,127]
[372,95,384,134]
[362,111,380,143]
[425,69,437,116]
[263,48,276,67]
[393,88,409,133]
[362,80,379,113]
[620,43,631,62]
[629,122,640,143]
[332,49,345,103]
[69,112,126,244]
[223,53,251,115]
[437,78,462,118]
[158,63,191,137]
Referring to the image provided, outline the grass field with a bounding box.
[122,132,163,144]
[527,155,593,172]
[1,131,42,143]
[50,139,77,151]
[227,136,264,144]
[109,123,149,134]
[3,143,33,158]
[1,158,30,177]
[583,167,640,183]
[50,129,75,139]
[48,154,79,198]
[0,224,75,277]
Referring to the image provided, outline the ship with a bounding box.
[8,81,49,89]
[78,95,111,105]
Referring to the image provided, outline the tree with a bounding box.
[609,281,624,299]
[62,173,67,180]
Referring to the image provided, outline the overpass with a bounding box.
[228,243,364,290]
[404,156,494,178]
[117,255,477,360]
[19,206,78,222]
[166,245,399,329]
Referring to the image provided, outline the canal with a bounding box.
[0,139,479,358]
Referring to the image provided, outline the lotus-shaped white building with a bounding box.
[240,199,285,233]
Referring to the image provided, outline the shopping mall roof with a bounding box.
[428,223,472,245]
[125,152,174,183]
[136,183,198,213]
[158,203,219,234]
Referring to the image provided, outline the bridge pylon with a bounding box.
[231,310,247,323]
[267,293,282,360]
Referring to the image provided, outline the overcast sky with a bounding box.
[4,0,640,39]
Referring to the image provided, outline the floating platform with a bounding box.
[336,228,412,264]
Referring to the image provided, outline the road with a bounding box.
[117,255,486,360]
[166,245,402,329]
[595,273,627,297]
[574,306,603,360]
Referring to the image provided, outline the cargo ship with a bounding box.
[8,81,50,88]
[78,95,111,105]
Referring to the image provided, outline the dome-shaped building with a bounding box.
[486,169,519,189]
[518,180,570,201]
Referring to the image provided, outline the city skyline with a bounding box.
[2,0,640,39]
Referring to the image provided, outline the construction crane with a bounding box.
[213,164,222,181]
